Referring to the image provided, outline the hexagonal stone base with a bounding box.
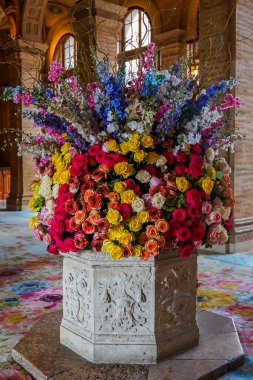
[12,310,244,380]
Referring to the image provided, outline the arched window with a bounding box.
[54,34,77,70]
[119,8,152,79]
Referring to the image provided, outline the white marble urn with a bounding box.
[60,250,199,364]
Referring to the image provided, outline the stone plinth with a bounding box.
[12,310,244,380]
[60,250,199,364]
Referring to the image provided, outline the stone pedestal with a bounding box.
[60,250,199,364]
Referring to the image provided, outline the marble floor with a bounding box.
[0,211,252,379]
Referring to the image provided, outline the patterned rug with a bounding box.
[0,211,252,379]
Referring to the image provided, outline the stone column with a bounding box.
[72,0,127,81]
[2,40,48,210]
[154,29,186,69]
[199,0,253,252]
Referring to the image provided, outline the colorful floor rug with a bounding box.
[0,211,252,379]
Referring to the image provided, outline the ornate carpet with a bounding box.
[0,211,252,379]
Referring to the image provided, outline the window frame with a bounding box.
[53,33,77,71]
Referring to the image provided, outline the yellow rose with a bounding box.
[176,177,191,192]
[54,156,64,169]
[120,142,130,155]
[137,210,149,224]
[59,170,70,185]
[141,135,154,148]
[53,171,61,184]
[52,152,61,164]
[102,239,115,253]
[108,225,124,240]
[31,182,40,195]
[128,139,140,151]
[207,167,216,180]
[202,177,214,195]
[114,181,127,193]
[146,151,159,163]
[110,245,124,260]
[121,189,136,204]
[61,143,71,155]
[106,208,122,225]
[29,216,39,228]
[133,244,143,257]
[114,162,129,176]
[119,232,134,246]
[28,197,35,211]
[129,218,142,232]
[55,161,67,172]
[131,133,141,141]
[134,150,147,163]
[123,164,135,178]
[107,139,119,152]
[63,153,71,164]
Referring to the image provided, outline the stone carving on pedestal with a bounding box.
[60,250,199,364]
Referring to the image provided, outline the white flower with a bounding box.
[221,206,231,221]
[52,183,60,199]
[152,193,166,209]
[136,170,151,183]
[218,158,231,174]
[205,148,215,164]
[46,199,55,215]
[39,175,52,199]
[131,198,145,213]
[156,155,167,168]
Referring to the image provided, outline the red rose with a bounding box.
[191,144,202,154]
[64,237,78,252]
[168,220,181,236]
[80,181,95,193]
[148,206,161,221]
[92,238,104,252]
[191,220,205,241]
[173,164,187,177]
[186,189,202,206]
[179,243,195,258]
[70,163,87,178]
[162,152,175,166]
[172,208,187,222]
[54,206,66,221]
[143,165,161,177]
[72,154,88,167]
[123,179,141,196]
[47,244,59,255]
[56,193,74,205]
[176,151,187,163]
[74,232,88,249]
[116,203,131,219]
[88,144,101,157]
[176,227,191,241]
[91,169,105,182]
[95,150,106,164]
[58,184,69,195]
[187,204,200,219]
[50,218,65,235]
[189,155,203,179]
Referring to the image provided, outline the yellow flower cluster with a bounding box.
[28,182,40,211]
[107,134,155,164]
[114,162,135,178]
[52,143,71,185]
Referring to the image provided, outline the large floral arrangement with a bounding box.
[2,44,240,260]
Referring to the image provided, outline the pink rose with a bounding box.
[176,227,191,241]
[206,210,221,226]
[43,233,52,245]
[142,193,152,207]
[33,228,43,241]
[201,202,212,214]
[207,225,220,244]
[150,176,161,187]
[88,144,101,157]
[74,232,88,249]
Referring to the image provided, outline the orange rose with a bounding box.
[108,192,120,202]
[75,210,87,224]
[88,210,101,225]
[84,189,95,203]
[107,202,119,210]
[80,173,91,182]
[141,251,151,261]
[157,235,166,248]
[139,232,148,245]
[99,164,111,174]
[146,225,159,239]
[155,219,169,233]
[145,239,159,253]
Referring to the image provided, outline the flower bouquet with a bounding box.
[2,43,239,260]
[2,43,241,364]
